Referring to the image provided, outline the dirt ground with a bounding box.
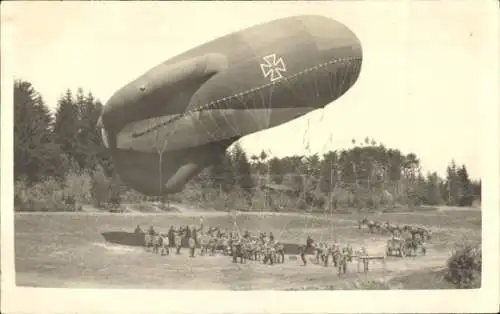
[14,206,481,289]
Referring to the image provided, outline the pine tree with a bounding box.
[268,157,284,184]
[457,165,471,194]
[472,180,481,201]
[231,143,255,204]
[209,153,235,194]
[319,151,338,193]
[74,90,107,170]
[339,150,355,186]
[446,160,460,205]
[53,89,80,166]
[387,149,403,182]
[412,171,426,205]
[425,172,443,205]
[456,164,473,206]
[13,80,63,182]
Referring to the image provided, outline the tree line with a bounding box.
[13,79,481,212]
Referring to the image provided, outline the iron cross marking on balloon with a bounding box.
[260,53,287,82]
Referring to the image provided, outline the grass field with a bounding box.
[14,205,481,290]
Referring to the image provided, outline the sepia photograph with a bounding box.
[1,1,498,313]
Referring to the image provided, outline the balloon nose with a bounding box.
[298,15,362,60]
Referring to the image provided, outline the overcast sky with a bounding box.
[5,1,496,180]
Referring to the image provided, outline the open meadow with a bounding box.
[14,206,481,290]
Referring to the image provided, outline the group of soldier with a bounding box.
[135,224,202,257]
[133,217,416,275]
[297,236,367,275]
[134,224,287,265]
[220,229,287,265]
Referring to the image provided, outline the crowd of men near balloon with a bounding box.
[135,223,372,274]
[133,215,432,276]
[135,224,288,264]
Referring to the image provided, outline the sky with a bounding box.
[4,1,497,180]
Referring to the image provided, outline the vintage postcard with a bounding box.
[1,1,498,313]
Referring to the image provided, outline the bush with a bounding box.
[64,168,92,205]
[90,165,111,208]
[445,241,481,288]
[14,178,81,212]
[459,195,474,207]
[15,165,99,212]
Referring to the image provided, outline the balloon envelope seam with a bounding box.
[131,55,361,139]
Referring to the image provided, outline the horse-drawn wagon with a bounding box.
[385,237,408,257]
[386,236,426,257]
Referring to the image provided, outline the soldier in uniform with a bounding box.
[262,232,268,245]
[189,236,196,257]
[134,224,143,234]
[232,234,241,263]
[185,225,191,245]
[175,227,184,254]
[168,225,175,247]
[148,225,156,235]
[263,239,274,265]
[191,226,198,245]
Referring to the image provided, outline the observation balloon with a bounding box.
[98,15,363,196]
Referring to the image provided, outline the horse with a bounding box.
[358,218,381,233]
[298,236,314,266]
[382,221,401,236]
[416,226,431,241]
[404,235,427,256]
[402,225,430,242]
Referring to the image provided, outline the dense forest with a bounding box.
[13,79,481,212]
